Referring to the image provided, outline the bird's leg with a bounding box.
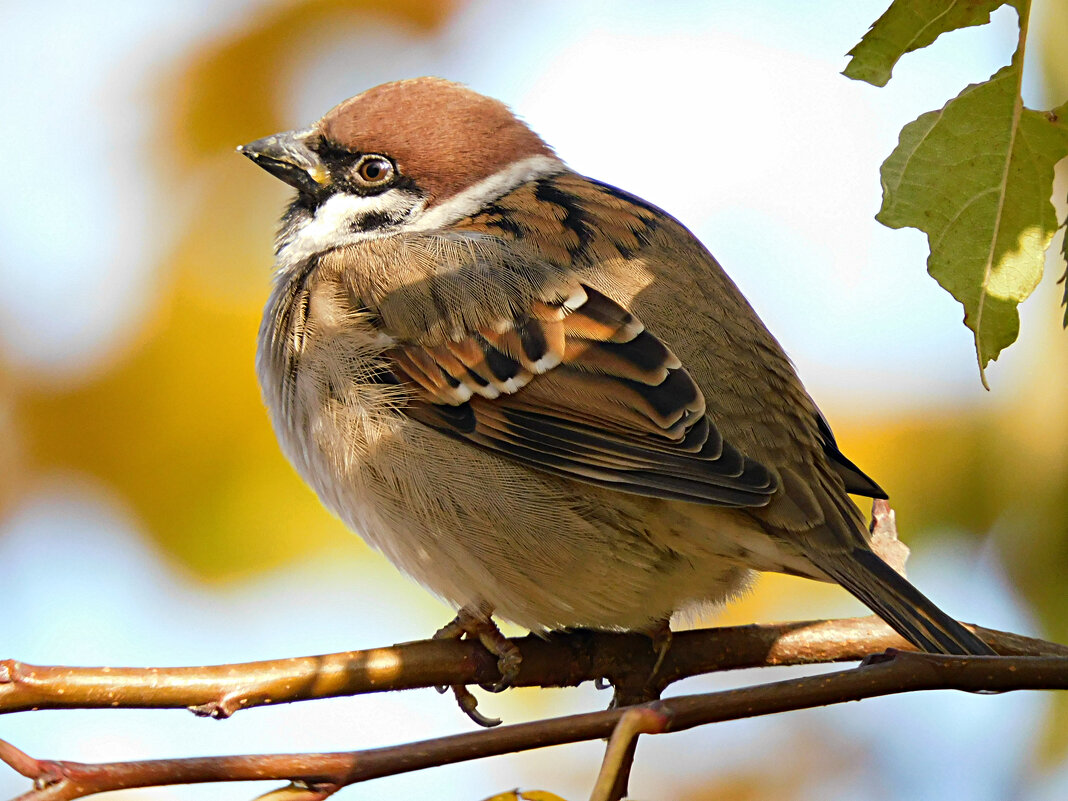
[432,603,521,727]
[609,619,673,709]
[645,617,673,681]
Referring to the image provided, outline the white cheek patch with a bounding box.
[278,190,425,269]
[276,154,566,271]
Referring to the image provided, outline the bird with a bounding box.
[240,77,994,711]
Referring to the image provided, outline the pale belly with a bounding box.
[276,389,795,631]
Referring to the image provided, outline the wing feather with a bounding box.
[390,283,778,507]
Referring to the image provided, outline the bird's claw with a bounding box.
[480,647,522,693]
[433,605,520,723]
[450,683,501,727]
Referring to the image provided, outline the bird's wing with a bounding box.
[366,257,778,507]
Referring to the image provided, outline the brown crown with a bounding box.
[317,77,555,205]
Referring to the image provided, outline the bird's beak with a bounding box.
[238,127,331,197]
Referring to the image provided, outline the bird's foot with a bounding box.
[433,604,521,727]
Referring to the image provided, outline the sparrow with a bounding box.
[240,77,993,705]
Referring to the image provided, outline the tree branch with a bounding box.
[3,650,1066,800]
[0,617,1062,718]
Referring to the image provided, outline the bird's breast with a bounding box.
[257,259,409,506]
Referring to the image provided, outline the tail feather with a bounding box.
[809,546,995,656]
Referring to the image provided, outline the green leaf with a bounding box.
[843,0,1008,87]
[1061,198,1068,327]
[877,62,1068,383]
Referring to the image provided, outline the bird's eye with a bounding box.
[353,155,395,187]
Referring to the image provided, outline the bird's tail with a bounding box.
[809,545,995,656]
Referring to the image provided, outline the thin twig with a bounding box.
[0,619,1061,718]
[589,708,667,801]
[2,651,1066,800]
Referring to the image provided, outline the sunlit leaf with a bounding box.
[843,0,1006,87]
[877,65,1068,383]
